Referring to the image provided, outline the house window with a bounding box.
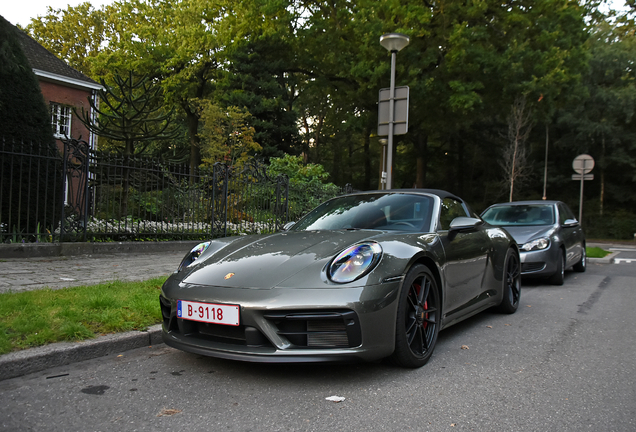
[50,103,72,138]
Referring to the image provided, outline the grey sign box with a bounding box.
[378,86,409,136]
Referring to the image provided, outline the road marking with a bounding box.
[609,248,636,252]
[614,258,634,264]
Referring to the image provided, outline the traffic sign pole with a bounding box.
[572,154,594,223]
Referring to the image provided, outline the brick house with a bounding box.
[15,28,103,215]
[15,28,102,153]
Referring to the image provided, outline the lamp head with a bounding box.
[380,33,410,52]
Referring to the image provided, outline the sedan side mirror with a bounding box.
[281,221,296,231]
[563,218,579,227]
[449,217,483,232]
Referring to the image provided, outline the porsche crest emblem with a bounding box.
[224,273,235,280]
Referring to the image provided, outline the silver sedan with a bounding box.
[481,200,586,285]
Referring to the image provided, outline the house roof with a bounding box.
[15,26,103,91]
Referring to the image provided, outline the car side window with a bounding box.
[558,203,576,224]
[439,198,468,230]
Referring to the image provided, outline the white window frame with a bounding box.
[50,103,72,138]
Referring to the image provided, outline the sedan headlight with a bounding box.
[520,237,550,252]
[178,241,211,272]
[328,242,383,283]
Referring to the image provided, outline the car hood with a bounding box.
[501,225,556,245]
[180,230,386,289]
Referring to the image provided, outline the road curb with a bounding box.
[0,324,163,381]
[588,251,620,264]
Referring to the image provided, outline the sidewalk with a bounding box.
[0,241,199,381]
[0,241,199,293]
[0,240,629,381]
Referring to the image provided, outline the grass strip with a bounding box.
[0,276,168,355]
[586,246,611,258]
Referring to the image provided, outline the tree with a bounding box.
[501,97,534,201]
[197,101,261,166]
[23,2,115,76]
[0,17,61,238]
[76,71,179,157]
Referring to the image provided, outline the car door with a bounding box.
[438,198,491,319]
[557,202,584,267]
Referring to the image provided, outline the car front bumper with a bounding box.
[160,279,402,363]
[519,246,560,277]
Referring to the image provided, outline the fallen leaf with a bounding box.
[527,305,532,307]
[461,345,469,350]
[486,325,492,328]
[451,423,457,427]
[157,408,182,417]
[505,324,511,326]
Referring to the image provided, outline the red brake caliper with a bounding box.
[414,282,428,329]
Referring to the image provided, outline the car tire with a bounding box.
[573,246,586,272]
[497,248,521,314]
[389,264,440,368]
[549,251,565,286]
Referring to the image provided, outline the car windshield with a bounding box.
[290,193,435,232]
[481,204,555,226]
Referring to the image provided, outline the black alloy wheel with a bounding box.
[497,248,521,314]
[390,264,440,368]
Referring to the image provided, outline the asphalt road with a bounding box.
[1,256,635,432]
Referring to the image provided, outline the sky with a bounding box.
[1,0,116,27]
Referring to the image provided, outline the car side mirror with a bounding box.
[449,217,483,232]
[281,221,296,231]
[563,218,579,227]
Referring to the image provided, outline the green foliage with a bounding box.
[267,154,330,185]
[20,0,636,237]
[197,101,262,166]
[0,17,55,144]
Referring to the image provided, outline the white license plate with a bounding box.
[177,300,240,326]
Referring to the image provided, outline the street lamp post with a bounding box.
[380,33,409,190]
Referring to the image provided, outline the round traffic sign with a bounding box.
[573,154,594,174]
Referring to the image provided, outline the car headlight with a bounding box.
[178,241,211,272]
[328,242,383,283]
[520,237,550,252]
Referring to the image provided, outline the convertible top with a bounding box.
[349,189,464,202]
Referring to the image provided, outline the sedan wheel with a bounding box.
[390,264,440,368]
[549,251,565,286]
[497,248,521,314]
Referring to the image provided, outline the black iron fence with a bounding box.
[1,138,351,243]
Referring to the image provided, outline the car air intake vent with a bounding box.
[307,321,349,347]
[263,310,362,349]
[522,262,546,273]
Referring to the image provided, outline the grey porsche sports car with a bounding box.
[160,189,521,368]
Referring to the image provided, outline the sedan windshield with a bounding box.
[290,193,435,232]
[481,204,555,226]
